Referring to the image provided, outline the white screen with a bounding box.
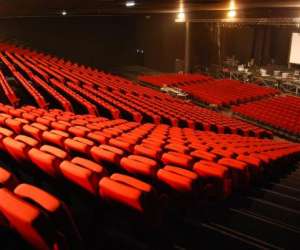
[289,33,300,64]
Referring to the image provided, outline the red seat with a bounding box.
[120,155,158,177]
[0,188,59,250]
[42,130,69,147]
[161,152,193,169]
[64,137,94,155]
[99,173,155,212]
[28,147,62,176]
[134,144,162,159]
[157,165,199,192]
[3,137,32,161]
[0,167,18,190]
[193,161,232,198]
[91,145,125,164]
[109,138,134,152]
[190,149,217,161]
[59,157,108,194]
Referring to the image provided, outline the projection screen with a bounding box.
[289,33,300,65]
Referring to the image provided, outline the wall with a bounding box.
[0,16,137,70]
[135,15,185,72]
[0,15,297,73]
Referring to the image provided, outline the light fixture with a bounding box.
[175,1,186,23]
[227,0,236,19]
[61,10,67,16]
[227,10,236,18]
[125,1,136,7]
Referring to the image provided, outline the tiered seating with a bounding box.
[139,74,279,107]
[233,96,300,137]
[4,51,73,112]
[180,79,279,106]
[0,102,299,248]
[0,167,82,250]
[0,69,18,106]
[0,43,271,137]
[0,103,299,214]
[138,73,210,87]
[0,52,47,109]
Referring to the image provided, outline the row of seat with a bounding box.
[0,167,83,250]
[233,95,300,136]
[0,43,271,138]
[1,103,300,202]
[0,69,18,106]
[138,73,209,87]
[0,51,47,108]
[4,51,73,112]
[179,79,280,106]
[139,74,279,107]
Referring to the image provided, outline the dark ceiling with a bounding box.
[0,0,299,17]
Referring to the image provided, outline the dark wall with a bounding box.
[135,15,185,72]
[221,25,298,66]
[0,15,297,73]
[0,16,137,70]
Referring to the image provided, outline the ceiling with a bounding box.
[0,0,299,17]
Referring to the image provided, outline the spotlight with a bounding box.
[61,10,67,16]
[125,1,136,7]
[175,12,185,23]
[227,10,236,18]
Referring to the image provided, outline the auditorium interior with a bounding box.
[0,1,300,249]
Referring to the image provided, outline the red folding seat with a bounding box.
[3,136,38,162]
[109,138,134,152]
[22,124,43,141]
[120,155,158,177]
[64,137,94,156]
[68,126,91,137]
[14,183,83,249]
[133,144,161,159]
[59,157,108,194]
[0,113,11,125]
[28,146,66,176]
[4,118,23,134]
[0,188,60,250]
[31,122,49,132]
[0,167,18,189]
[161,152,193,169]
[99,173,155,212]
[91,144,125,164]
[22,112,38,122]
[87,132,108,144]
[190,149,217,161]
[211,148,236,158]
[42,130,69,147]
[193,161,232,198]
[7,108,23,117]
[218,158,250,188]
[236,154,262,174]
[36,117,52,126]
[157,165,199,192]
[40,145,69,161]
[50,121,70,131]
[164,143,189,154]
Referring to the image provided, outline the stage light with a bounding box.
[175,1,186,22]
[61,10,67,16]
[227,10,236,18]
[227,0,237,19]
[125,1,135,7]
